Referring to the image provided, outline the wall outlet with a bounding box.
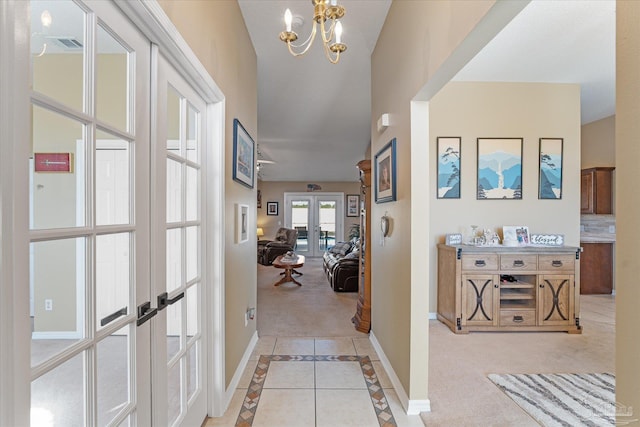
[609,225,616,233]
[44,299,53,311]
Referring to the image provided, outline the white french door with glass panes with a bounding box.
[284,193,344,257]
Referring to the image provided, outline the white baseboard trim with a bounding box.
[369,331,431,415]
[428,312,437,320]
[224,331,258,410]
[32,331,82,340]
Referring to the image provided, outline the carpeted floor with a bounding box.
[257,258,367,338]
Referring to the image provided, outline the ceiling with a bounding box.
[239,0,615,182]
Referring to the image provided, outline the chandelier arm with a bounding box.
[287,21,318,57]
[322,40,340,64]
[319,18,336,44]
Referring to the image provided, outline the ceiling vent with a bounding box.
[50,37,83,50]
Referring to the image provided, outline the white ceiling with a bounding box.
[240,0,615,182]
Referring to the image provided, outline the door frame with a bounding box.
[0,0,227,424]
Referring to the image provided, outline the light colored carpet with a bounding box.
[257,257,367,338]
[488,372,615,427]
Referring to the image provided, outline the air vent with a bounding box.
[51,37,83,50]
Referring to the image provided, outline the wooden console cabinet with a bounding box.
[437,244,582,334]
[352,160,371,333]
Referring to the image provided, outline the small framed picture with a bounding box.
[266,201,278,216]
[374,138,397,203]
[232,118,255,189]
[236,204,249,244]
[539,138,563,199]
[437,137,461,199]
[346,194,360,217]
[503,225,530,246]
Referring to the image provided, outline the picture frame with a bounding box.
[266,201,278,216]
[236,204,249,244]
[257,189,262,208]
[34,152,74,173]
[437,137,461,199]
[477,138,523,200]
[346,194,360,217]
[502,225,530,246]
[232,118,255,189]
[374,138,397,203]
[539,138,563,199]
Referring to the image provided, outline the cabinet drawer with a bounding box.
[500,255,537,271]
[461,254,498,270]
[538,254,575,271]
[500,310,536,326]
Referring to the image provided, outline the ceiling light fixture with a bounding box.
[279,0,347,64]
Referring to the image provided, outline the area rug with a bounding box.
[488,373,615,427]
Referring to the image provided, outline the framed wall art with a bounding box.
[477,138,523,200]
[236,204,249,244]
[437,137,461,199]
[374,138,397,203]
[232,118,255,189]
[539,138,563,199]
[346,194,360,217]
[266,201,278,216]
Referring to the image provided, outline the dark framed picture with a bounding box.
[346,194,360,217]
[232,118,255,189]
[374,138,397,203]
[437,137,461,199]
[266,201,278,216]
[257,189,262,208]
[477,138,522,200]
[539,138,563,199]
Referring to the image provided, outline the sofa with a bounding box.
[322,240,360,292]
[258,227,299,265]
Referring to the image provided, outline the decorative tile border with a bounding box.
[235,354,397,427]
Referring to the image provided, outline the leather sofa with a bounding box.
[322,240,359,292]
[258,227,298,265]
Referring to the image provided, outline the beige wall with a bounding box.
[371,0,498,402]
[257,181,361,240]
[159,0,258,388]
[429,81,581,311]
[581,115,615,168]
[615,1,640,422]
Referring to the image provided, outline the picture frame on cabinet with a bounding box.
[374,138,397,203]
[539,138,563,199]
[477,138,522,200]
[437,137,461,199]
[502,225,530,246]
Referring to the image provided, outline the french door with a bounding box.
[284,193,344,257]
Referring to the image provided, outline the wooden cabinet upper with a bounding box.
[581,167,615,214]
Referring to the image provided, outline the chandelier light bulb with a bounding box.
[330,0,338,5]
[40,10,52,28]
[335,20,343,44]
[284,8,292,33]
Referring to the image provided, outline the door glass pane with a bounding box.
[31,0,85,113]
[292,200,309,252]
[96,233,131,331]
[31,106,85,230]
[167,86,181,155]
[186,284,199,340]
[166,228,182,292]
[168,360,182,426]
[186,103,199,163]
[185,166,198,221]
[185,226,198,283]
[167,299,182,362]
[31,351,85,426]
[96,130,130,226]
[31,237,86,367]
[96,24,129,132]
[167,159,182,223]
[187,342,199,402]
[318,200,336,251]
[97,325,131,426]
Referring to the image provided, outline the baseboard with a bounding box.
[32,331,82,340]
[428,312,437,320]
[224,331,258,410]
[369,331,431,415]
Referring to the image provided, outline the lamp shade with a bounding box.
[257,227,265,237]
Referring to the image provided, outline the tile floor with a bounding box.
[204,337,425,427]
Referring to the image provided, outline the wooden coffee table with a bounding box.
[272,255,305,286]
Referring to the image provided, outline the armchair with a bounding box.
[257,227,299,265]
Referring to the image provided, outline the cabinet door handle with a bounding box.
[513,260,525,267]
[551,260,563,267]
[539,283,544,288]
[474,260,486,267]
[513,315,524,323]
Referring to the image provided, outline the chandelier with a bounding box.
[279,0,347,64]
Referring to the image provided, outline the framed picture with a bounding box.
[477,138,523,200]
[374,138,397,203]
[539,138,563,199]
[437,137,461,199]
[236,204,249,244]
[266,201,278,216]
[34,152,74,173]
[257,189,262,208]
[346,194,360,217]
[232,118,255,189]
[503,225,530,246]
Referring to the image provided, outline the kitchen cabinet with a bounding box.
[580,242,614,294]
[581,167,615,214]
